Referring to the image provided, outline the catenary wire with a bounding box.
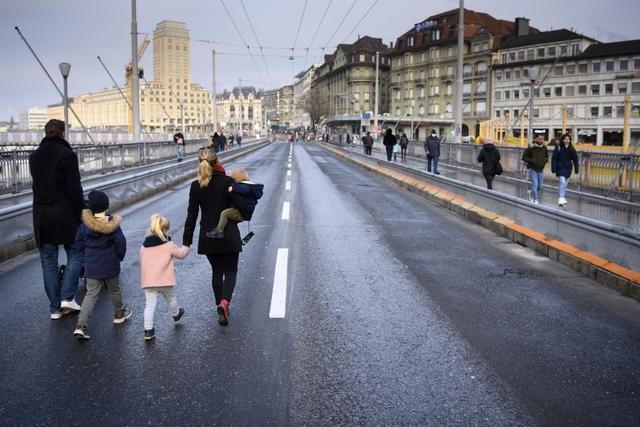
[240,0,274,87]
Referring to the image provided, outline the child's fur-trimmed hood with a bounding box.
[81,209,122,234]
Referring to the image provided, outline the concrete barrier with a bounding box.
[0,140,270,262]
[317,142,640,301]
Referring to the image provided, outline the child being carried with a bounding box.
[206,168,264,239]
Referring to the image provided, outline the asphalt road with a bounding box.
[0,140,639,426]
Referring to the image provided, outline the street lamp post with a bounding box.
[58,62,71,140]
[527,66,540,146]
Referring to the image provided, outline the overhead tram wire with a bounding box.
[219,0,265,85]
[304,0,334,69]
[341,0,380,43]
[240,0,274,87]
[318,0,359,62]
[291,0,309,77]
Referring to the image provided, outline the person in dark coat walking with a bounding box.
[551,133,579,206]
[173,130,185,162]
[424,131,441,174]
[219,132,227,152]
[210,132,220,153]
[72,190,131,340]
[29,119,85,319]
[522,135,549,204]
[477,138,502,190]
[382,128,397,161]
[362,131,374,155]
[236,133,242,147]
[399,132,409,160]
[183,149,249,326]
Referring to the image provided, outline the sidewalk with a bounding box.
[333,141,640,231]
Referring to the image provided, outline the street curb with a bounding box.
[0,142,271,264]
[317,143,640,301]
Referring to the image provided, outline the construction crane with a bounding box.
[125,36,150,132]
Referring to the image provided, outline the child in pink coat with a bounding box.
[140,214,190,340]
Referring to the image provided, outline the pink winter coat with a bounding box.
[140,235,190,288]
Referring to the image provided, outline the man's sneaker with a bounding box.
[528,191,534,202]
[50,311,64,320]
[113,306,132,324]
[206,229,224,239]
[144,329,155,341]
[73,324,91,340]
[533,199,540,205]
[173,308,185,324]
[61,299,82,312]
[217,299,229,326]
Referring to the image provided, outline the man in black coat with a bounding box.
[173,129,185,161]
[382,128,397,161]
[29,119,85,319]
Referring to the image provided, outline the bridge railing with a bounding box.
[396,140,640,199]
[0,138,252,195]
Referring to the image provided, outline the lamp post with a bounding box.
[526,66,540,146]
[58,62,71,140]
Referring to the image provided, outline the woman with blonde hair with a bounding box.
[183,149,248,326]
[140,213,190,340]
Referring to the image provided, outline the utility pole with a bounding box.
[239,78,243,136]
[130,0,141,155]
[562,103,567,134]
[212,49,217,133]
[528,80,534,146]
[623,95,630,154]
[179,101,185,133]
[454,0,464,143]
[58,63,71,140]
[374,51,380,136]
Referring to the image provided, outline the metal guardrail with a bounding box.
[0,139,270,262]
[343,137,640,200]
[0,138,255,195]
[321,141,640,272]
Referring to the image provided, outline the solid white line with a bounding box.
[269,248,289,318]
[285,180,291,190]
[287,170,292,176]
[288,163,292,168]
[281,201,290,220]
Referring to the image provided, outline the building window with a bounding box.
[616,105,625,117]
[463,83,471,95]
[555,87,563,97]
[419,105,425,114]
[604,83,613,94]
[554,65,564,76]
[517,50,525,61]
[567,64,576,74]
[560,45,567,56]
[578,63,588,73]
[408,36,415,47]
[505,70,511,80]
[495,71,502,81]
[509,52,516,62]
[578,85,587,95]
[548,46,556,56]
[513,89,520,99]
[620,59,629,71]
[543,87,551,97]
[476,61,488,76]
[533,108,540,118]
[432,30,441,41]
[527,49,534,60]
[592,62,601,73]
[537,48,545,58]
[448,47,454,57]
[476,81,486,95]
[463,63,472,77]
[462,103,470,116]
[447,84,452,96]
[513,109,519,118]
[603,106,613,117]
[446,103,452,113]
[591,84,600,95]
[359,54,365,62]
[514,69,521,80]
[495,110,501,117]
[476,101,487,115]
[523,88,530,98]
[634,58,640,69]
[504,90,511,100]
[632,82,640,93]
[590,106,599,117]
[606,60,615,72]
[618,83,627,94]
[482,42,489,50]
[495,90,501,100]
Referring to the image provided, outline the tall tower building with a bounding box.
[153,21,191,85]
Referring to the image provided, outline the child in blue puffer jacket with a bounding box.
[206,168,264,240]
[73,190,131,340]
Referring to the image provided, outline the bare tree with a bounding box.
[302,87,330,127]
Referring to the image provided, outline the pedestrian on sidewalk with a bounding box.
[183,149,247,326]
[477,137,502,190]
[551,133,579,207]
[399,131,409,160]
[236,133,242,147]
[522,134,549,204]
[383,128,397,161]
[173,129,185,162]
[140,214,190,341]
[425,130,441,174]
[29,119,85,319]
[393,142,400,161]
[362,131,374,155]
[219,132,227,152]
[229,134,235,147]
[73,190,131,340]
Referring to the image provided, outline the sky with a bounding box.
[1,0,639,121]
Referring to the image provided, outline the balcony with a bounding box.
[414,78,426,86]
[440,74,454,83]
[474,91,487,97]
[463,72,473,79]
[475,70,487,77]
